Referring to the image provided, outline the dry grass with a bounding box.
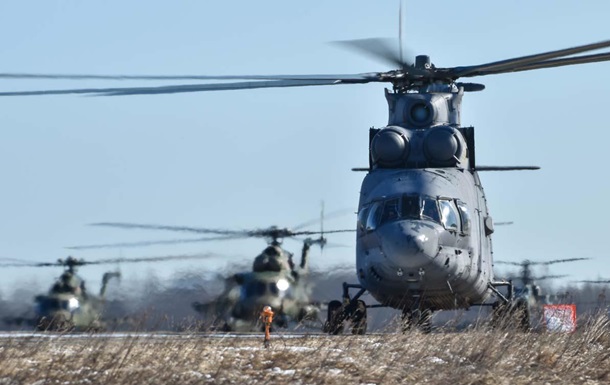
[1,316,609,385]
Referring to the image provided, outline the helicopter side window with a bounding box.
[380,198,400,225]
[358,205,371,231]
[439,199,460,231]
[456,200,471,234]
[365,201,383,231]
[421,197,441,223]
[401,195,420,219]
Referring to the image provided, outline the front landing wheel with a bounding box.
[323,300,345,335]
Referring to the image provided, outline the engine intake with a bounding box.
[371,126,410,168]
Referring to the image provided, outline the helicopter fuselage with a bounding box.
[356,167,494,311]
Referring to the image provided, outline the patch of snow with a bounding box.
[187,371,204,378]
[427,356,446,364]
[286,346,314,352]
[271,367,296,375]
[222,346,261,351]
[328,368,342,375]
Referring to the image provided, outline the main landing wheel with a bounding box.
[351,300,367,335]
[323,300,345,335]
[491,300,531,332]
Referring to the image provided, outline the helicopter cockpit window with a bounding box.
[439,199,460,231]
[401,195,420,219]
[380,198,401,225]
[365,201,383,231]
[36,298,61,312]
[456,200,471,234]
[243,281,267,298]
[421,197,441,223]
[268,283,279,295]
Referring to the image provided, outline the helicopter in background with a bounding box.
[495,258,590,330]
[0,254,217,331]
[573,279,610,311]
[69,208,354,331]
[192,233,327,331]
[2,25,610,334]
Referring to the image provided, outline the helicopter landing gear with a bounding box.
[37,315,74,332]
[351,300,367,335]
[323,300,345,334]
[489,280,531,332]
[323,283,368,335]
[401,308,433,334]
[491,300,531,332]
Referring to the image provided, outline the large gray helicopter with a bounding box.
[1,34,610,334]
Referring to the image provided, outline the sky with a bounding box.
[0,0,609,295]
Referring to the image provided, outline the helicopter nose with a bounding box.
[377,220,440,269]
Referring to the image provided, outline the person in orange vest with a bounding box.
[261,305,274,348]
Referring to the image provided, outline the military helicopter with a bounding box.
[192,234,327,332]
[68,209,354,331]
[573,279,609,311]
[494,258,590,330]
[1,26,610,335]
[0,254,217,331]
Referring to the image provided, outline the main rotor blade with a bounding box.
[535,274,568,281]
[91,222,245,236]
[452,39,610,78]
[0,259,59,268]
[496,257,590,266]
[398,0,405,66]
[495,261,523,266]
[480,51,610,75]
[332,38,414,69]
[537,257,590,266]
[0,73,374,82]
[92,222,354,239]
[0,79,368,97]
[79,253,219,265]
[292,229,355,236]
[577,280,610,284]
[67,236,240,250]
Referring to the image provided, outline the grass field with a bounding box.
[1,317,609,385]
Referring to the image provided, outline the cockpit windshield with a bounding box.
[242,281,284,298]
[401,196,420,219]
[35,297,79,314]
[359,194,442,230]
[358,195,471,233]
[242,281,267,298]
